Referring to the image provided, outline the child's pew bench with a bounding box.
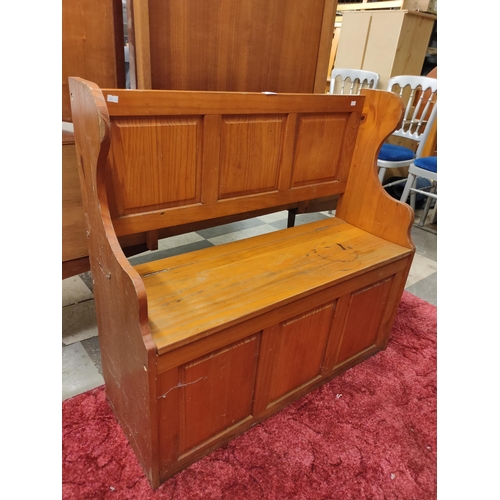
[69,77,415,489]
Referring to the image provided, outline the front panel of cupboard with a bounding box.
[155,258,408,474]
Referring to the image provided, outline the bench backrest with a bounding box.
[71,79,365,238]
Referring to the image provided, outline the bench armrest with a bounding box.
[70,77,159,483]
[336,89,415,250]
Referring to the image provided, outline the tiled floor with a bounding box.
[62,210,437,401]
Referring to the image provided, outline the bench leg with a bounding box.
[287,209,298,228]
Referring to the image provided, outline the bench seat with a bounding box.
[135,217,412,354]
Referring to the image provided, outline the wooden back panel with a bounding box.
[128,0,336,93]
[99,88,364,237]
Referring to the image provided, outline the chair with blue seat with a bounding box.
[398,98,438,229]
[401,156,437,230]
[378,75,437,186]
[400,153,437,230]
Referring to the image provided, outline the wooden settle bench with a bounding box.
[69,77,415,488]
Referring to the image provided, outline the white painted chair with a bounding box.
[329,68,379,95]
[378,75,437,185]
[399,103,438,230]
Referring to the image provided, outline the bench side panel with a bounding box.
[337,89,415,249]
[68,77,161,487]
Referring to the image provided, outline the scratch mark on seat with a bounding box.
[142,268,170,278]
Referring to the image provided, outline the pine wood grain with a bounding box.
[62,0,125,121]
[69,77,415,488]
[69,78,160,487]
[99,89,363,234]
[134,218,411,354]
[130,0,336,94]
[336,88,415,249]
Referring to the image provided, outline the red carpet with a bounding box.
[63,292,436,499]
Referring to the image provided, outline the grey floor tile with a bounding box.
[207,224,277,246]
[62,275,93,307]
[79,271,94,293]
[62,342,104,401]
[411,226,437,262]
[405,272,437,306]
[294,212,332,225]
[128,240,214,266]
[62,299,98,345]
[81,336,103,375]
[196,218,266,239]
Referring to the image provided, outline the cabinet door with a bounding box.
[253,302,335,414]
[158,334,260,466]
[325,276,394,370]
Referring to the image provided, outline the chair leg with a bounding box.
[419,194,433,226]
[410,192,416,211]
[400,173,416,204]
[430,201,437,224]
[419,183,436,226]
[378,166,386,183]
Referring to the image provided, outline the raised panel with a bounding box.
[177,335,260,455]
[255,302,335,411]
[333,277,394,367]
[110,117,203,214]
[291,113,349,186]
[218,115,286,198]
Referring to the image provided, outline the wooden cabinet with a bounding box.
[62,131,91,278]
[128,0,337,93]
[62,0,125,122]
[334,9,436,90]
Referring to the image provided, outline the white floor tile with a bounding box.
[62,275,93,307]
[406,253,438,288]
[159,232,206,250]
[62,343,104,401]
[256,211,290,223]
[62,300,98,345]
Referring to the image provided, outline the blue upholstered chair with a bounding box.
[378,75,437,186]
